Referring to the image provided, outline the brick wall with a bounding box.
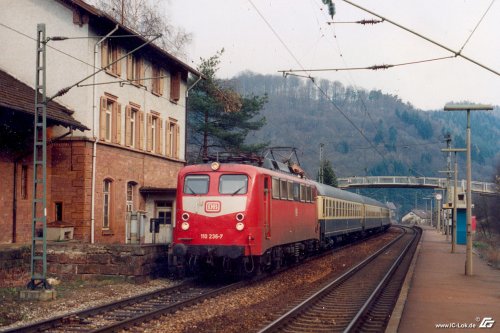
[93,142,182,244]
[1,138,183,245]
[0,243,169,285]
[0,156,14,244]
[46,243,169,283]
[51,140,93,242]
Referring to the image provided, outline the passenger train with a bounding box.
[172,159,391,276]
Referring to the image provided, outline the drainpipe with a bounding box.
[91,25,119,244]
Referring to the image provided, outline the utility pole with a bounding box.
[444,134,452,238]
[319,143,324,183]
[29,24,50,290]
[444,104,493,276]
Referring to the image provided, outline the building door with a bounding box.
[155,201,172,244]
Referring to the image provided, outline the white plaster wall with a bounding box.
[0,0,188,158]
[0,0,94,132]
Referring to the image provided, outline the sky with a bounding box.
[168,0,500,110]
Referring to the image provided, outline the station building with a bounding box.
[0,0,201,247]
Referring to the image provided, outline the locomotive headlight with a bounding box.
[236,213,245,222]
[210,161,220,171]
[181,212,190,221]
[235,222,245,231]
[181,222,190,231]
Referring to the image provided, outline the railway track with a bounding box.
[258,226,420,333]
[4,279,246,333]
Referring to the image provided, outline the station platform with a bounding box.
[388,226,500,332]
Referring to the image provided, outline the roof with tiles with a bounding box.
[0,69,88,131]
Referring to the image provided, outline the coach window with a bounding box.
[300,184,306,202]
[272,177,280,199]
[184,175,209,195]
[280,180,288,200]
[287,181,294,200]
[293,183,300,201]
[306,186,312,203]
[220,175,248,195]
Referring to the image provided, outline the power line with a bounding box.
[458,0,496,54]
[279,56,455,73]
[248,0,388,165]
[341,0,500,77]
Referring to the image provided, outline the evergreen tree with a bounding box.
[187,50,268,162]
[318,160,338,187]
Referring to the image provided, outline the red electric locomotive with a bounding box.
[172,158,391,276]
[172,161,319,275]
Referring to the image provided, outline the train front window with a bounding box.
[184,175,209,194]
[219,174,248,195]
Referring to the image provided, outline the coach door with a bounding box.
[264,176,271,239]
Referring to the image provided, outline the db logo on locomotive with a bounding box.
[205,201,221,213]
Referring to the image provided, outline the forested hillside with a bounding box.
[233,71,500,182]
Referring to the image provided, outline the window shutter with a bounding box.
[156,117,163,154]
[165,120,171,157]
[99,97,107,140]
[170,71,180,102]
[114,102,122,144]
[116,48,122,76]
[146,113,153,152]
[159,69,164,96]
[125,105,131,147]
[175,124,180,159]
[137,111,144,150]
[127,54,133,81]
[101,42,108,69]
[140,59,145,86]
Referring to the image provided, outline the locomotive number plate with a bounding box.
[205,201,221,213]
[200,233,224,240]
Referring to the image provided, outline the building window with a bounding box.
[166,118,179,158]
[126,182,136,212]
[99,95,121,143]
[101,39,121,76]
[127,54,144,86]
[55,202,63,221]
[21,165,28,199]
[105,99,112,141]
[103,179,112,229]
[152,64,163,96]
[170,71,181,102]
[126,105,144,149]
[147,113,162,153]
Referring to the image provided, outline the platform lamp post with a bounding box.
[444,104,493,276]
[435,193,442,234]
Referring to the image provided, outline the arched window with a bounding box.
[103,179,112,229]
[126,181,137,212]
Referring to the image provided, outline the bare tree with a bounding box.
[92,0,191,58]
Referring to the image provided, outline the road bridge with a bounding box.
[337,176,497,195]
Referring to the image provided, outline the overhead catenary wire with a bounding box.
[341,0,500,77]
[279,55,455,74]
[248,0,388,165]
[0,21,193,108]
[457,0,496,54]
[313,0,389,161]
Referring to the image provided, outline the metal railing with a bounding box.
[338,176,497,194]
